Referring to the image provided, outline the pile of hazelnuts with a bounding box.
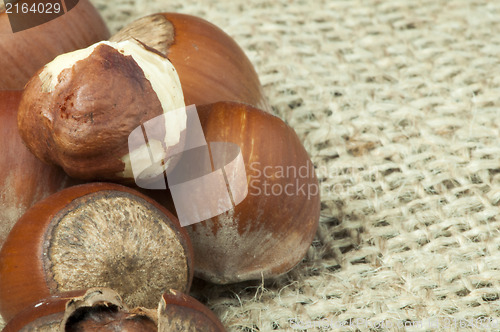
[0,1,320,330]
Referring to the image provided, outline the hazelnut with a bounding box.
[3,288,158,332]
[184,102,320,284]
[0,0,110,90]
[17,39,187,182]
[110,13,270,111]
[4,288,226,331]
[60,288,158,332]
[0,183,193,322]
[1,290,85,331]
[0,91,69,247]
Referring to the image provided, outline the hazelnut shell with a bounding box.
[0,0,110,90]
[3,288,226,331]
[17,41,186,182]
[1,290,85,331]
[0,91,69,247]
[184,102,320,284]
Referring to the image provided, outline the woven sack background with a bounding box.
[2,0,500,330]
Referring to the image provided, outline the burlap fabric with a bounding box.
[2,0,500,330]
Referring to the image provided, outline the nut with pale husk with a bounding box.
[110,13,270,112]
[0,183,193,322]
[3,288,226,331]
[17,39,187,182]
[143,102,320,284]
[0,0,110,90]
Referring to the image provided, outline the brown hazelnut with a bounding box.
[3,288,226,331]
[1,290,85,331]
[0,183,193,322]
[3,288,157,332]
[110,13,270,111]
[0,0,110,90]
[17,39,187,182]
[0,91,69,247]
[158,289,226,331]
[183,102,320,284]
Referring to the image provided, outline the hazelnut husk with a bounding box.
[0,183,193,322]
[0,0,110,90]
[180,102,320,284]
[17,39,187,182]
[110,13,270,112]
[0,91,70,247]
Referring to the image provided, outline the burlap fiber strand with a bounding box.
[2,0,500,331]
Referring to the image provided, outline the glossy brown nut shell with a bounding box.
[4,288,226,331]
[0,91,69,247]
[61,288,158,332]
[0,183,194,322]
[184,102,320,284]
[158,289,226,332]
[17,41,186,182]
[111,13,270,112]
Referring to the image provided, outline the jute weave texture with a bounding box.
[2,0,500,330]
